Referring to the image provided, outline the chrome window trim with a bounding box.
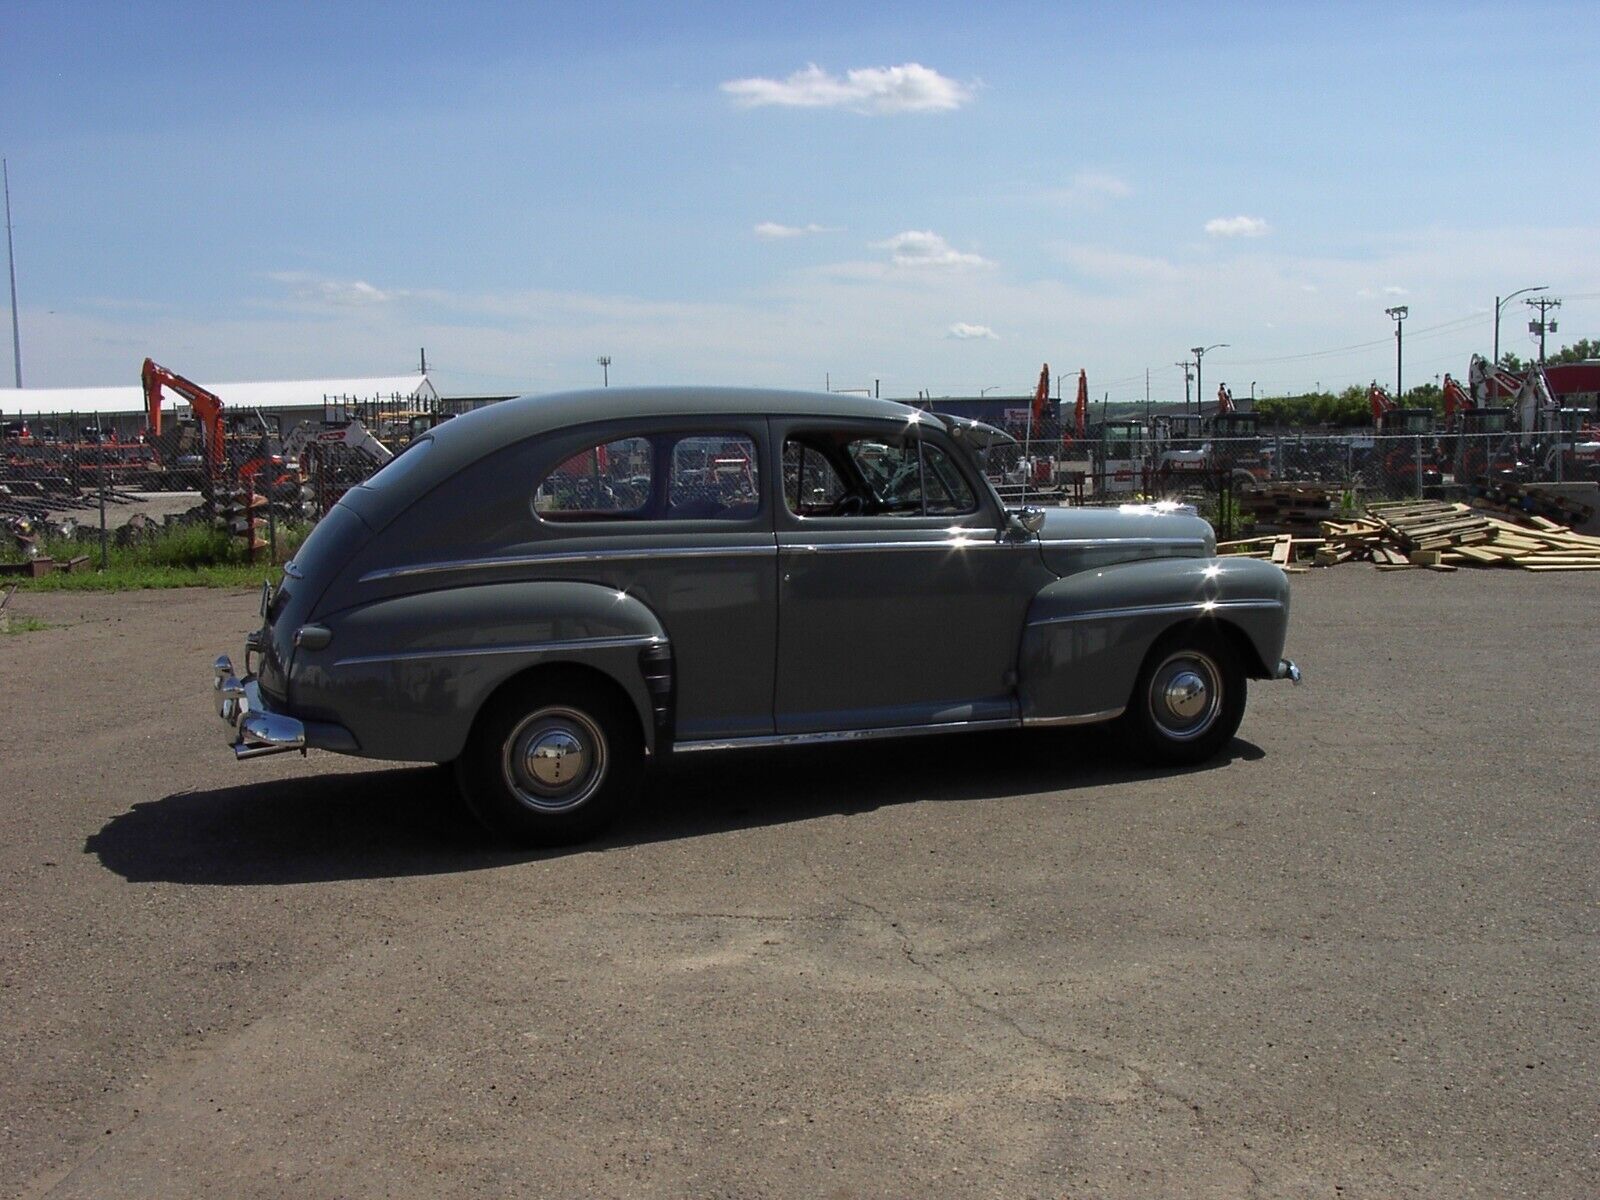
[672,716,1017,753]
[1029,598,1284,628]
[359,544,779,584]
[334,633,664,668]
[1020,706,1125,728]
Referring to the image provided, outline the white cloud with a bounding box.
[754,221,838,240]
[268,272,399,306]
[947,323,998,340]
[873,230,992,268]
[721,63,973,114]
[1204,215,1272,238]
[1040,171,1133,207]
[1382,285,1408,296]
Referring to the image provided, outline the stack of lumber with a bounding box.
[1237,483,1335,535]
[1218,499,1600,572]
[1468,478,1595,527]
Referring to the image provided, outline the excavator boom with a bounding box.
[141,357,227,481]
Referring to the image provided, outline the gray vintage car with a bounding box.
[213,388,1299,843]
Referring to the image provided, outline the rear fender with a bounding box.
[1019,556,1289,724]
[289,581,667,762]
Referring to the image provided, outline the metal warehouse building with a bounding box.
[2,373,443,442]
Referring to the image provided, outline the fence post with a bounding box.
[98,436,109,569]
[1415,435,1423,499]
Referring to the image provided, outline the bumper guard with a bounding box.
[214,654,307,759]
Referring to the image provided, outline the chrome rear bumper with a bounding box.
[214,654,306,759]
[1273,658,1302,684]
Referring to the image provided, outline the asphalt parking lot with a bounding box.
[2,570,1595,1198]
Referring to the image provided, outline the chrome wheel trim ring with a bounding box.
[1148,650,1223,741]
[501,706,608,813]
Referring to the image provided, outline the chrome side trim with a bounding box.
[360,544,778,583]
[784,538,1022,554]
[672,716,1018,754]
[334,633,664,668]
[1021,706,1125,728]
[1028,598,1284,628]
[1037,537,1209,549]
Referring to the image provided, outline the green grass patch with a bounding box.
[2,520,309,590]
[1,614,52,634]
[19,562,283,591]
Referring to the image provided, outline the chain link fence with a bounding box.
[0,411,326,573]
[985,429,1600,536]
[9,408,1598,572]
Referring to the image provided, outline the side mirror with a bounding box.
[1012,506,1046,536]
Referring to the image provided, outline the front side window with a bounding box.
[782,440,847,515]
[783,430,978,517]
[534,436,653,520]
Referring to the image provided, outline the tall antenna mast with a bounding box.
[4,159,20,387]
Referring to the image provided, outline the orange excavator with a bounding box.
[141,357,228,483]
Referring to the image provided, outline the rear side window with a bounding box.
[534,437,653,520]
[533,432,760,522]
[667,435,760,519]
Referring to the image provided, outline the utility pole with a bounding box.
[597,355,611,386]
[1527,296,1561,364]
[1175,361,1195,412]
[4,159,20,388]
[418,347,428,375]
[1191,344,1228,416]
[1385,306,1408,398]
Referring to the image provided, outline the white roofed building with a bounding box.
[2,373,441,440]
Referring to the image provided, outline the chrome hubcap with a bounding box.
[1149,651,1222,741]
[502,706,607,813]
[1164,670,1209,720]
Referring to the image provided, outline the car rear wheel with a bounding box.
[1123,630,1246,766]
[455,675,642,845]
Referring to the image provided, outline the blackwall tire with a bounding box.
[1123,629,1246,766]
[455,676,642,846]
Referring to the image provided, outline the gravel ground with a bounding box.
[0,570,1594,1198]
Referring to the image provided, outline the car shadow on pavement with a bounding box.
[86,730,1263,886]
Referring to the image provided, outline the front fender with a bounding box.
[1019,556,1290,724]
[289,581,667,762]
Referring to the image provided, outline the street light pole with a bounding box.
[1384,306,1408,398]
[1494,286,1547,367]
[1190,344,1228,414]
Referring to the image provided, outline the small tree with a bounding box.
[1550,338,1599,365]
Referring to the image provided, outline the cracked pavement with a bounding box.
[1,572,1595,1198]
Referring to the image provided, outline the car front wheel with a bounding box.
[1123,630,1246,765]
[455,675,642,845]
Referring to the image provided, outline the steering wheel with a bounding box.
[828,494,866,516]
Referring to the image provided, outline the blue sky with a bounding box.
[4,1,1596,402]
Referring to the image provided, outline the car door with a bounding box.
[528,417,778,741]
[771,417,1051,734]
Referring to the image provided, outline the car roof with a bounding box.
[439,386,935,449]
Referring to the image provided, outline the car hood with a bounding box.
[1033,502,1215,577]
